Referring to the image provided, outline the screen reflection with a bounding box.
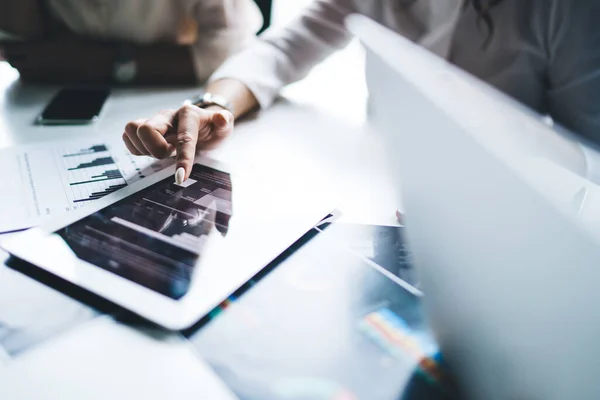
[55,163,233,299]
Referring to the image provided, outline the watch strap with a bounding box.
[187,92,234,115]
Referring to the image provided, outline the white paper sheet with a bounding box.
[0,137,173,233]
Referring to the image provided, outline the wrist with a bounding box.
[187,92,234,115]
[204,105,230,114]
[205,78,258,119]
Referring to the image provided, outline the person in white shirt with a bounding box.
[122,0,600,183]
[0,0,262,84]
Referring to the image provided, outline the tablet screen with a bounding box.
[55,164,232,300]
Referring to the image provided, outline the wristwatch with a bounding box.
[186,92,234,115]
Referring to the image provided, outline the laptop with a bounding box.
[348,14,600,400]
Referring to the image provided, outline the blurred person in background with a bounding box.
[0,0,262,85]
[121,0,600,184]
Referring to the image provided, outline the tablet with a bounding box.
[3,157,335,330]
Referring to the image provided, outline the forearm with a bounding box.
[205,78,259,119]
[208,0,355,110]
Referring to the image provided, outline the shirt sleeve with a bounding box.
[209,0,357,109]
[546,0,600,143]
[189,0,263,82]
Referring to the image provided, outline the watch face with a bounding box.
[114,61,137,84]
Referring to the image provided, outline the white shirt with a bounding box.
[211,0,600,140]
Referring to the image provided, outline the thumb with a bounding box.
[196,110,234,150]
[211,110,233,131]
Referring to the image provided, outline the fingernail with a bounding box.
[175,167,185,185]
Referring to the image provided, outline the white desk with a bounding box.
[0,42,401,399]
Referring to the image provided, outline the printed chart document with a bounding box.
[0,137,173,233]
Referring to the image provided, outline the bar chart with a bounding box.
[70,169,124,186]
[67,157,116,171]
[0,138,174,233]
[62,145,108,157]
[57,144,149,206]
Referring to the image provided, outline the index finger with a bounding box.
[175,105,201,180]
[136,109,177,158]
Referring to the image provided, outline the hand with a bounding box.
[122,104,234,180]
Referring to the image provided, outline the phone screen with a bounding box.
[39,87,110,124]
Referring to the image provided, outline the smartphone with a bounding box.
[36,87,110,125]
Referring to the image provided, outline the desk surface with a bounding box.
[0,43,406,399]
